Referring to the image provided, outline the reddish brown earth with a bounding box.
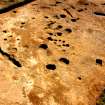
[0,0,105,105]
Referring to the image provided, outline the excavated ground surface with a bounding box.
[0,0,105,105]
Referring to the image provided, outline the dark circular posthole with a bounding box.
[60,14,66,18]
[59,57,70,64]
[78,77,82,80]
[46,64,56,70]
[39,44,48,49]
[96,59,102,66]
[65,28,72,33]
